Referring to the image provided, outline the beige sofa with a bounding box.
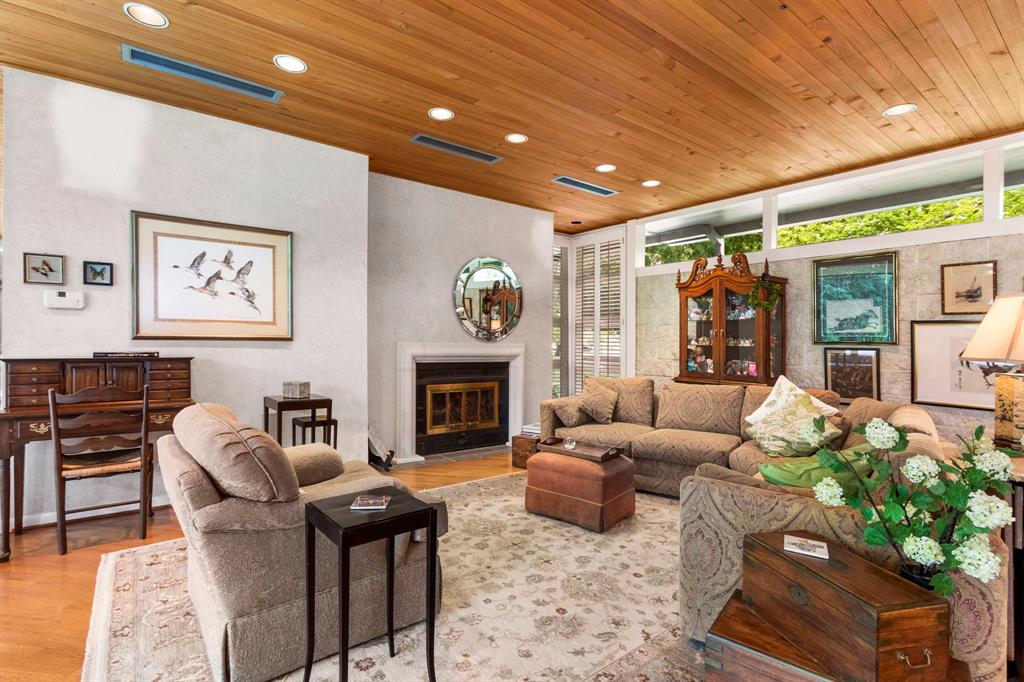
[541,377,842,496]
[159,403,447,682]
[678,398,1010,681]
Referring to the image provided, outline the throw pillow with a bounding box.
[759,444,874,494]
[745,393,842,457]
[579,383,617,424]
[553,396,590,427]
[745,375,839,425]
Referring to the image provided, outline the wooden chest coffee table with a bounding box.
[525,440,635,532]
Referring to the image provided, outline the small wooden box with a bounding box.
[742,531,951,682]
[511,434,540,469]
[283,380,310,399]
[706,592,835,681]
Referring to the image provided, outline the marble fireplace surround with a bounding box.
[395,342,525,463]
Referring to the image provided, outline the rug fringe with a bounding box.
[82,552,117,681]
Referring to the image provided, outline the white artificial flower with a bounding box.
[798,420,820,446]
[965,491,1015,530]
[952,534,1001,583]
[903,536,944,566]
[901,455,941,487]
[864,418,900,450]
[972,448,1013,481]
[813,477,845,507]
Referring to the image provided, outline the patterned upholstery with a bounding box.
[887,405,940,441]
[553,396,589,427]
[554,422,654,453]
[842,397,900,447]
[678,466,1008,681]
[739,385,842,440]
[654,383,745,436]
[579,383,617,424]
[584,376,654,426]
[630,429,740,496]
[728,439,770,476]
[540,397,582,439]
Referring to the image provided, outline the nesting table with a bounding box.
[263,394,333,446]
[303,486,438,682]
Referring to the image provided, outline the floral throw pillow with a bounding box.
[553,397,589,427]
[579,383,617,425]
[745,375,839,425]
[746,393,841,457]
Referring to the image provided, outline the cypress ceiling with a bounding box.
[0,0,1021,234]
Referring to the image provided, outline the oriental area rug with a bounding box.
[83,473,701,681]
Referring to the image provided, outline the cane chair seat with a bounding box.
[60,449,144,479]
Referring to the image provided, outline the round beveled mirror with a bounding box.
[454,257,523,341]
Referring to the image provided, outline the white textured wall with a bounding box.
[2,69,369,525]
[636,234,1024,440]
[367,174,553,452]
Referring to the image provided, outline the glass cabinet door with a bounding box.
[723,287,758,380]
[684,288,715,377]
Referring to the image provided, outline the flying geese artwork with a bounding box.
[132,212,292,340]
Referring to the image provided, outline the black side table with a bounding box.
[263,394,333,446]
[304,486,438,682]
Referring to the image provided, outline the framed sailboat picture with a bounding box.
[941,260,996,315]
[131,212,293,340]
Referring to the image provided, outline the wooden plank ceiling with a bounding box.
[0,0,1022,234]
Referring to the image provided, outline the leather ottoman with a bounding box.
[524,451,636,532]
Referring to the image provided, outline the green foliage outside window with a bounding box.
[643,188,1024,267]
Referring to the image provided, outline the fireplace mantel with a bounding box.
[395,342,525,463]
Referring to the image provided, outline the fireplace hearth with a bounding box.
[415,362,509,456]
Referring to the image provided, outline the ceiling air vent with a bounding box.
[121,44,283,103]
[551,175,618,197]
[410,134,502,164]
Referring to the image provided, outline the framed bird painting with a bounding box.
[24,253,65,285]
[131,212,293,340]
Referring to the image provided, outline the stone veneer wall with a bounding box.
[635,233,1024,440]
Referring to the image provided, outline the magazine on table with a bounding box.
[350,495,391,511]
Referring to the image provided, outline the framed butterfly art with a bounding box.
[83,261,114,286]
[23,253,65,285]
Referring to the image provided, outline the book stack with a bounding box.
[521,423,541,437]
[350,494,390,511]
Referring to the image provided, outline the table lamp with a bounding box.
[961,294,1024,450]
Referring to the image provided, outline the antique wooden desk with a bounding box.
[0,356,195,562]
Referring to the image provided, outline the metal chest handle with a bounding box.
[896,648,932,669]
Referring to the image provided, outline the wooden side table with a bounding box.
[303,486,437,682]
[511,434,539,468]
[263,394,332,446]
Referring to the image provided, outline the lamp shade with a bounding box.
[961,294,1024,362]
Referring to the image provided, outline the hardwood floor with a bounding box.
[0,452,516,682]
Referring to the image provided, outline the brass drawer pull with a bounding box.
[31,377,38,383]
[896,649,932,669]
[31,365,38,371]
[150,414,170,425]
[28,422,50,435]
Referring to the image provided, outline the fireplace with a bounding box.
[416,362,509,456]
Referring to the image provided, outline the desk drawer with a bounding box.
[148,379,190,391]
[147,370,190,381]
[9,396,46,408]
[8,361,61,375]
[148,360,191,371]
[10,372,61,385]
[151,389,191,402]
[14,419,53,439]
[148,411,176,429]
[9,385,57,397]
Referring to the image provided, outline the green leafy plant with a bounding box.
[810,418,1019,595]
[748,277,781,311]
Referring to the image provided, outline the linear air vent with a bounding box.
[410,134,502,164]
[551,175,618,197]
[121,44,283,103]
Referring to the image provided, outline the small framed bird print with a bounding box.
[131,212,292,340]
[83,261,114,286]
[24,253,65,285]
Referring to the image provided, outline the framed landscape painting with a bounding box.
[910,320,1018,411]
[941,260,996,315]
[823,347,880,404]
[132,212,293,340]
[813,252,898,345]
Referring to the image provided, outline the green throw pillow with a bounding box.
[759,443,874,494]
[745,393,841,457]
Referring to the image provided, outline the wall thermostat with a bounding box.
[43,290,86,310]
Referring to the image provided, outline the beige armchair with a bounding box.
[678,464,1008,680]
[159,403,446,682]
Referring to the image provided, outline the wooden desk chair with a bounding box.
[47,386,152,555]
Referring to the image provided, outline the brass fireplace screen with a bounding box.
[425,381,500,435]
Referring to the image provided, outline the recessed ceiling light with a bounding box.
[428,107,455,121]
[641,179,661,187]
[570,220,583,225]
[882,103,917,117]
[273,54,307,73]
[123,3,169,28]
[595,164,616,173]
[505,133,528,144]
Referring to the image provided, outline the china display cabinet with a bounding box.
[675,253,787,385]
